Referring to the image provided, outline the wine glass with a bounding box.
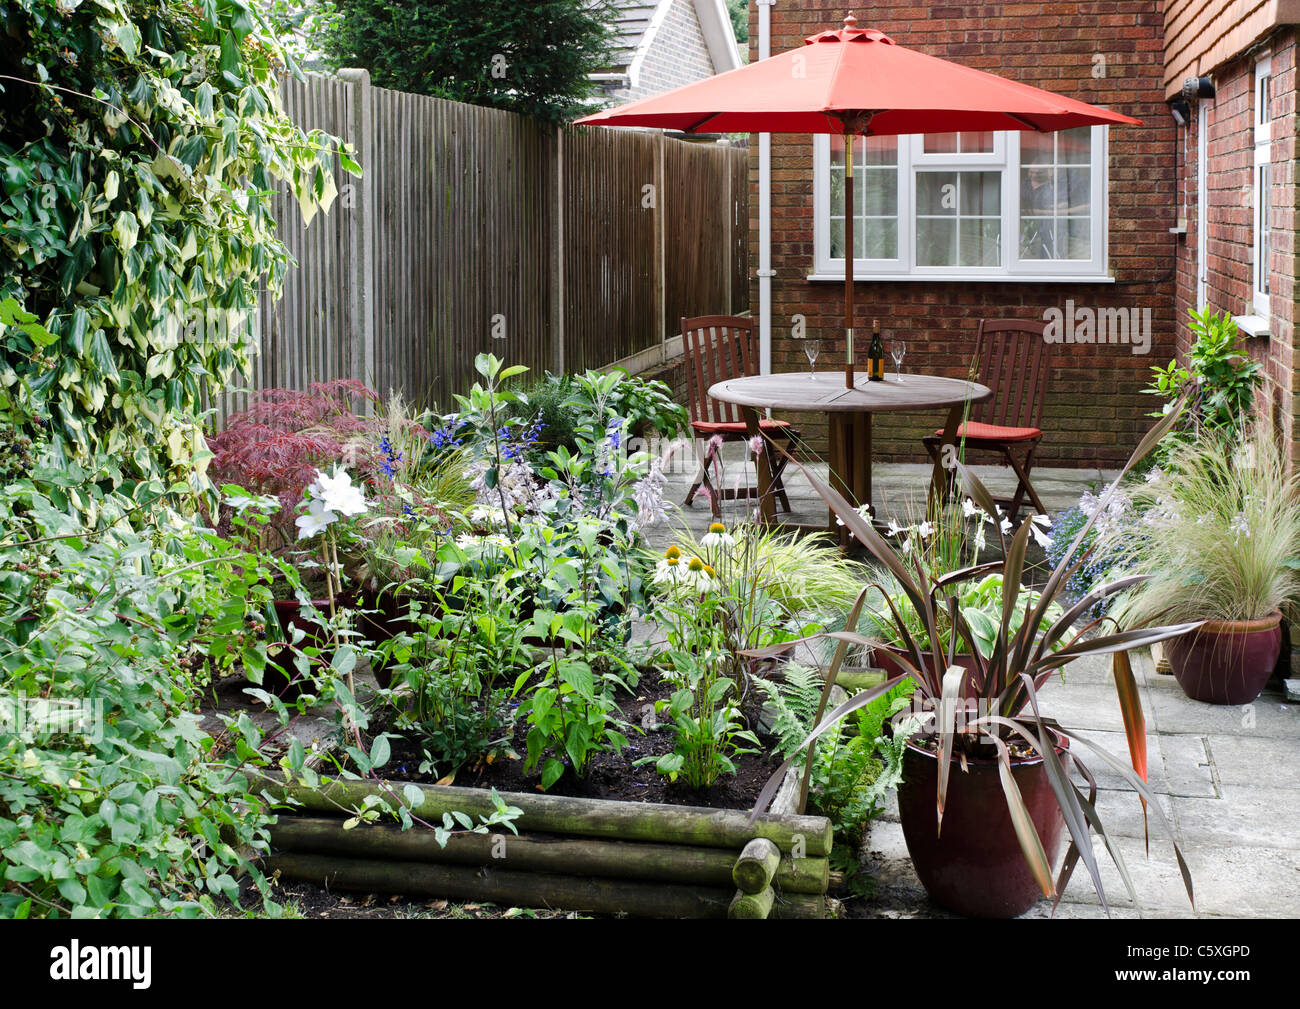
[804,339,821,379]
[890,340,907,382]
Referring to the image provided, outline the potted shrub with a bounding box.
[1105,423,1300,705]
[747,408,1199,917]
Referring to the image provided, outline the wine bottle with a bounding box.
[868,319,885,382]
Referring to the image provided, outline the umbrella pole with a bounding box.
[844,127,854,388]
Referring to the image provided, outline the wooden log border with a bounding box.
[258,774,837,919]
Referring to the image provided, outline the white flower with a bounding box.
[973,522,987,552]
[1229,512,1251,540]
[886,518,907,537]
[1029,513,1053,549]
[455,533,480,549]
[631,458,668,530]
[469,505,509,526]
[748,435,765,456]
[900,536,913,555]
[961,497,981,519]
[653,558,686,585]
[295,498,337,540]
[700,523,736,550]
[310,467,368,517]
[916,520,935,539]
[1145,466,1165,485]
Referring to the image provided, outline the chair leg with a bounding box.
[1004,444,1046,524]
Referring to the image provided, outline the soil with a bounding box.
[374,677,786,810]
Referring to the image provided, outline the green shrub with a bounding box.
[0,0,353,502]
[0,465,311,917]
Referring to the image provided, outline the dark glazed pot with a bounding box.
[269,595,351,696]
[1166,612,1282,705]
[898,733,1067,918]
[875,646,984,697]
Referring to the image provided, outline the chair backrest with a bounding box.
[681,315,758,425]
[970,319,1052,431]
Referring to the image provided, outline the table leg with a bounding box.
[853,411,872,516]
[928,404,963,518]
[741,406,776,525]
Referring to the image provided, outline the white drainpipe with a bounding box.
[757,0,774,374]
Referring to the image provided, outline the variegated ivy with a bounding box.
[0,0,357,500]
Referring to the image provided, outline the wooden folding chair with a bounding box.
[923,319,1052,524]
[681,315,798,519]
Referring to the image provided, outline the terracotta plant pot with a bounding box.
[897,732,1067,918]
[1165,611,1282,705]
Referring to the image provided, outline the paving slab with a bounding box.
[1169,787,1300,851]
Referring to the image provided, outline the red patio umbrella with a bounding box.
[576,13,1140,386]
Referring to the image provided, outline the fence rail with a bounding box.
[215,70,748,425]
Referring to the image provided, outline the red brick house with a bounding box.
[744,2,1296,468]
[1166,0,1299,466]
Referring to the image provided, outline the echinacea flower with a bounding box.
[665,545,681,560]
[700,522,735,550]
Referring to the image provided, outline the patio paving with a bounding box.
[644,449,1119,548]
[853,651,1300,919]
[648,453,1300,919]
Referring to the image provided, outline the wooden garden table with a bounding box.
[707,372,993,532]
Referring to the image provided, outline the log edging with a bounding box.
[259,774,834,919]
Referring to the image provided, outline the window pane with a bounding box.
[1058,127,1092,163]
[1019,131,1092,261]
[916,172,957,215]
[1021,132,1054,165]
[923,133,958,154]
[959,171,1000,215]
[829,135,899,261]
[862,219,899,260]
[917,218,957,266]
[923,131,994,154]
[959,219,1001,266]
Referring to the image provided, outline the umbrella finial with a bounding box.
[844,12,857,29]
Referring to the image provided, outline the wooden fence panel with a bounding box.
[220,73,747,429]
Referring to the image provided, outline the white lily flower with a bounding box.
[295,498,338,540]
[886,519,907,537]
[961,497,980,519]
[311,467,368,517]
[916,520,935,539]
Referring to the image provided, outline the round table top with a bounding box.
[708,371,992,414]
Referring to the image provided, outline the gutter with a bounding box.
[757,0,774,374]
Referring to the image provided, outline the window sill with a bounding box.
[1233,314,1271,338]
[806,273,1116,284]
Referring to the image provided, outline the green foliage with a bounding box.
[1109,423,1300,626]
[0,464,312,917]
[317,0,618,124]
[0,0,354,503]
[727,0,749,45]
[754,663,823,762]
[1145,308,1264,464]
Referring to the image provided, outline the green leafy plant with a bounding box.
[1145,308,1263,464]
[1,0,355,499]
[747,403,1203,914]
[1107,423,1300,627]
[0,466,313,917]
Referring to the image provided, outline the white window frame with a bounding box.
[1252,54,1272,317]
[810,126,1111,282]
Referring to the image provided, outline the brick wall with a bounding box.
[1173,28,1299,468]
[748,2,1178,469]
[613,0,717,103]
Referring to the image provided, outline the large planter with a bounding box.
[1166,611,1282,705]
[875,646,983,698]
[897,733,1067,918]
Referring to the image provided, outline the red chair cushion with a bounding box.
[935,421,1041,443]
[692,418,793,436]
